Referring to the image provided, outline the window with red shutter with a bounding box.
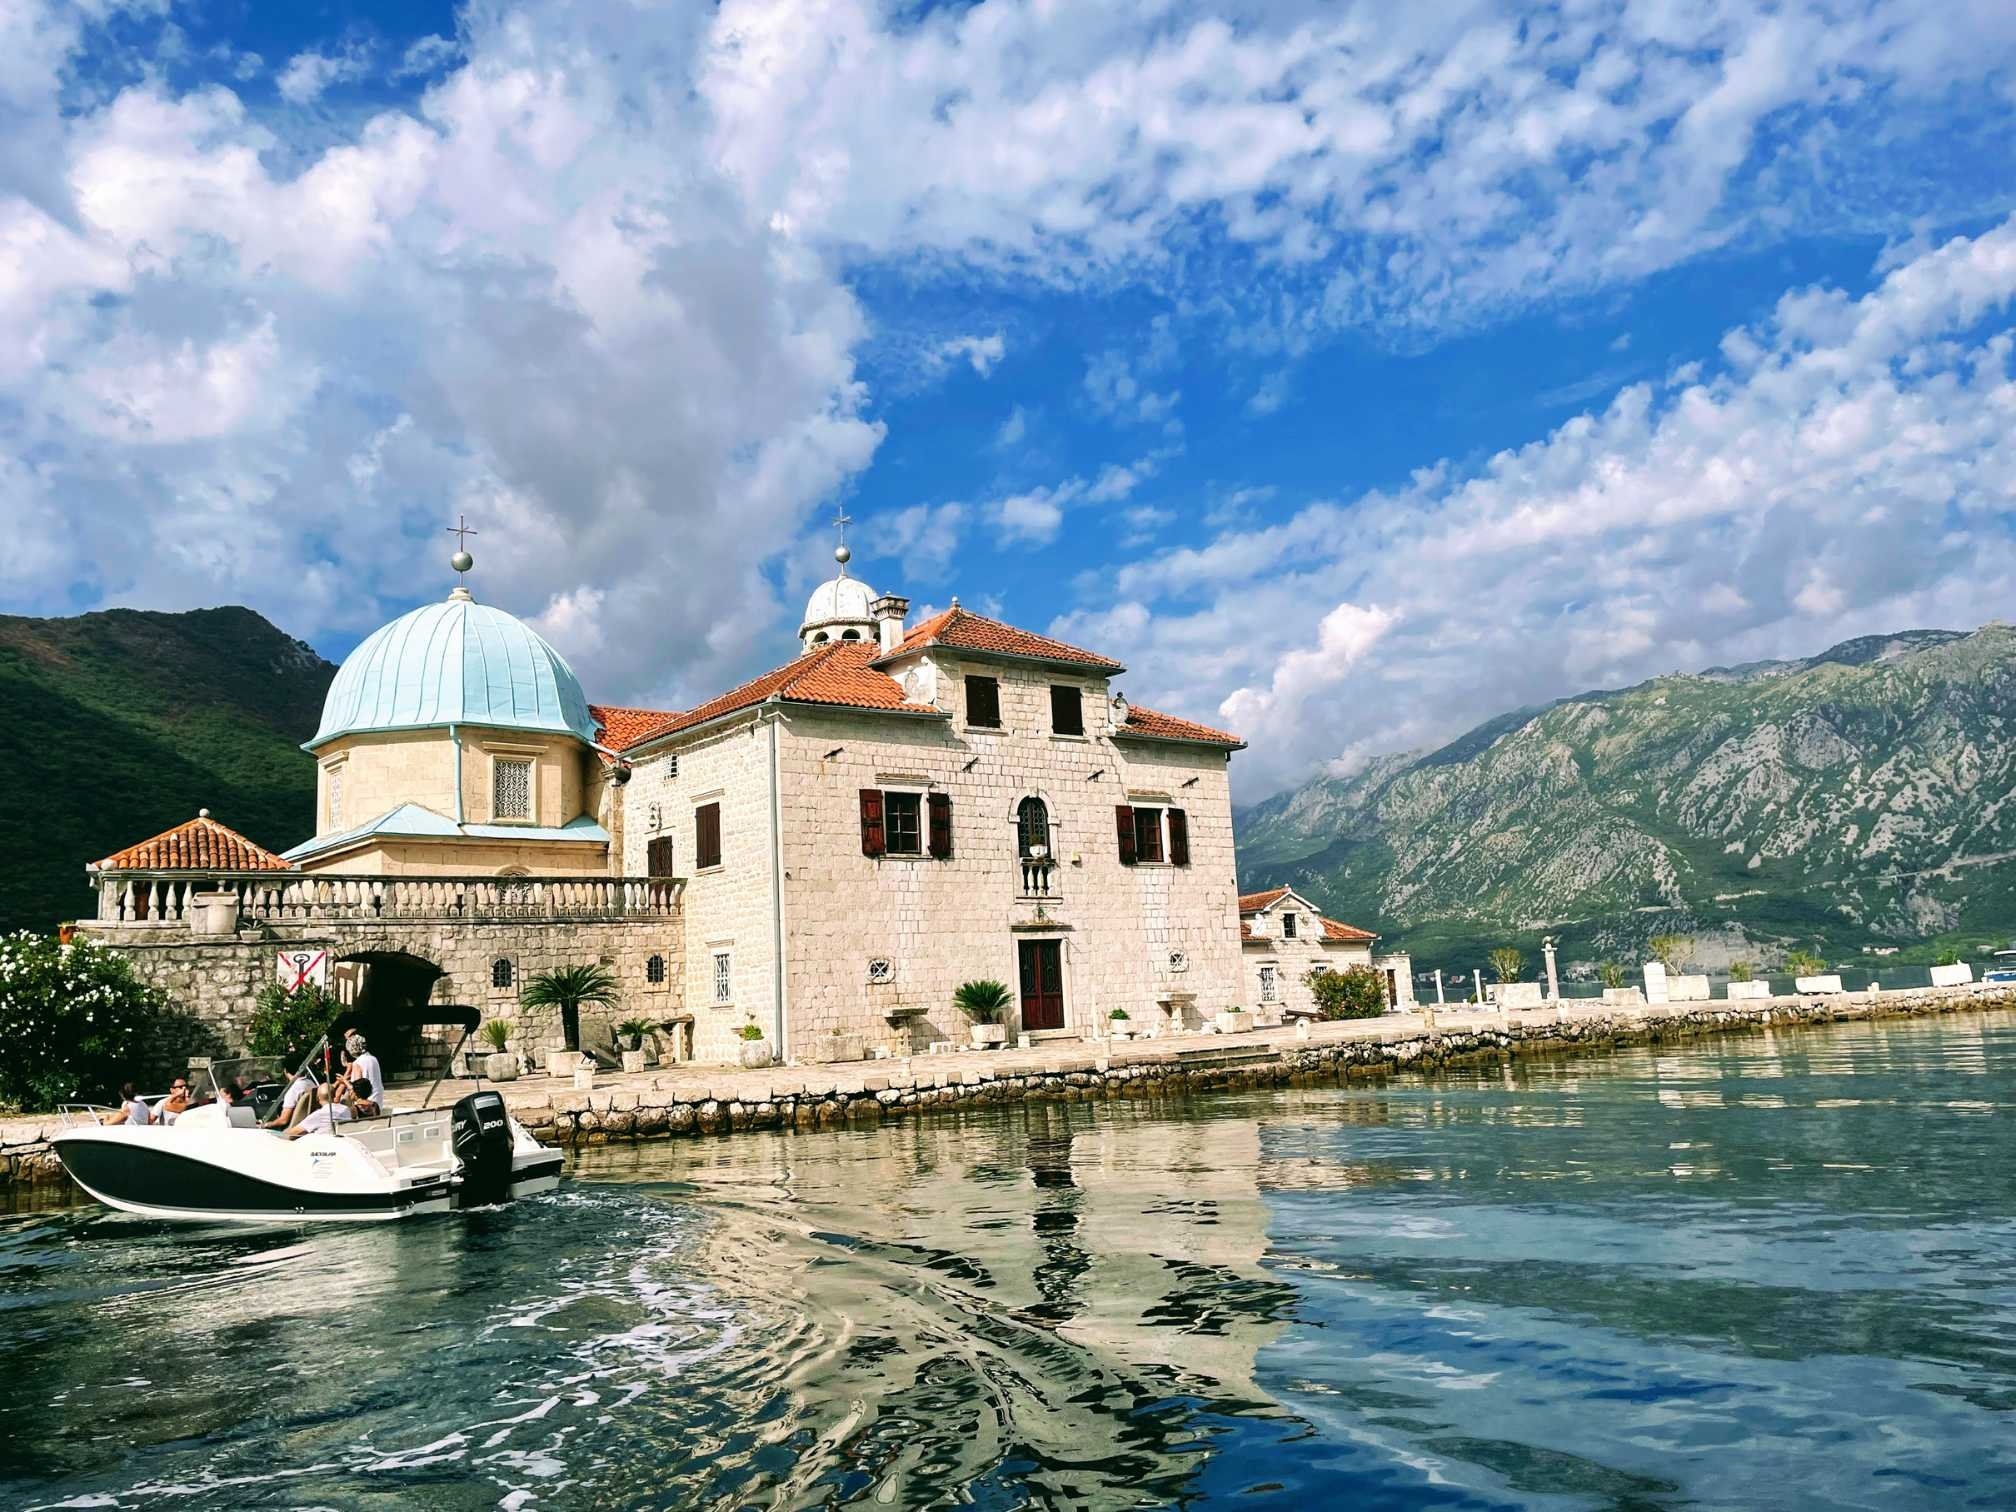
[1114,804,1137,865]
[859,788,886,857]
[1168,808,1190,867]
[695,802,722,869]
[928,791,954,859]
[646,835,675,877]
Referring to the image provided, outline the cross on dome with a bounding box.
[446,514,479,599]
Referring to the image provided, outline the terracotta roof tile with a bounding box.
[609,642,940,751]
[590,703,684,750]
[1238,887,1291,913]
[1320,917,1379,943]
[92,814,291,873]
[1117,703,1244,748]
[878,607,1124,672]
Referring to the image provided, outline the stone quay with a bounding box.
[7,983,2011,1189]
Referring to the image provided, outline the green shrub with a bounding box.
[1933,947,1963,968]
[1489,947,1525,983]
[1785,948,1827,976]
[738,1023,765,1042]
[1305,965,1385,1020]
[1598,962,1628,989]
[246,981,340,1064]
[0,931,216,1112]
[479,1018,513,1050]
[616,1017,654,1050]
[1729,961,1754,983]
[1648,934,1692,972]
[954,980,1013,1024]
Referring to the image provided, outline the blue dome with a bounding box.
[309,591,599,750]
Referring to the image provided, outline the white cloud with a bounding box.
[922,330,1005,377]
[276,42,372,105]
[1246,370,1291,416]
[702,0,2016,335]
[993,404,1028,448]
[1056,221,2016,794]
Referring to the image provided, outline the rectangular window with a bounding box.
[1282,912,1298,939]
[1132,806,1165,864]
[646,835,675,877]
[1050,684,1084,736]
[885,792,923,856]
[712,951,732,1005]
[965,675,1001,729]
[663,755,679,781]
[1259,964,1279,1003]
[492,757,533,821]
[695,802,722,869]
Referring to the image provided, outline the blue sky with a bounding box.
[6,1,2016,795]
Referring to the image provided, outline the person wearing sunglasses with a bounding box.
[156,1077,196,1125]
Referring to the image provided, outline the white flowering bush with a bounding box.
[0,931,196,1111]
[247,982,340,1062]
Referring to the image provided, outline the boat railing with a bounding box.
[56,1103,115,1129]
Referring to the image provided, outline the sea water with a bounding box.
[4,1012,2015,1509]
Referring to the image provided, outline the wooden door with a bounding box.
[1018,939,1065,1031]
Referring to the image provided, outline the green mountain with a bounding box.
[1235,625,2016,971]
[0,607,333,932]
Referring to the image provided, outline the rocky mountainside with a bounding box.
[1235,625,2016,968]
[0,607,333,933]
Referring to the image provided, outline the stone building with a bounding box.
[1238,886,1414,1018]
[79,541,1392,1077]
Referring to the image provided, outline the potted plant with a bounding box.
[479,1017,518,1081]
[617,1017,654,1074]
[1108,1007,1132,1041]
[520,964,620,1076]
[737,1022,773,1069]
[1217,1004,1255,1034]
[955,979,1012,1049]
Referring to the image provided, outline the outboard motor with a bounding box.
[450,1090,515,1208]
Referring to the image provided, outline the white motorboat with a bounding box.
[53,1039,563,1223]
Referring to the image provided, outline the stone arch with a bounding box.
[336,949,447,1087]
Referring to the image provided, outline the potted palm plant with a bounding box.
[955,980,1012,1049]
[617,1017,654,1074]
[520,964,619,1075]
[737,1022,772,1069]
[479,1017,517,1081]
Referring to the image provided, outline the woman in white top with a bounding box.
[105,1081,153,1126]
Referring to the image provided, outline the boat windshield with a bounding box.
[191,1056,291,1112]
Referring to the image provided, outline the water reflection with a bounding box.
[2,1012,2015,1508]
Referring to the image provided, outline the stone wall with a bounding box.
[78,916,681,1070]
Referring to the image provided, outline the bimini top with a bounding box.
[309,589,600,751]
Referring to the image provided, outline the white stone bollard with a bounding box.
[1642,961,1670,1004]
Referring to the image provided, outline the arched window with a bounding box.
[1017,796,1051,857]
[492,958,514,989]
[646,953,666,985]
[813,631,830,644]
[841,628,861,640]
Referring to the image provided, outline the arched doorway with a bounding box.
[336,950,446,1089]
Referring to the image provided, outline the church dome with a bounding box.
[800,569,878,648]
[309,590,600,751]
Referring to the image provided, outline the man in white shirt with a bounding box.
[286,1086,356,1139]
[346,1034,386,1108]
[264,1068,319,1129]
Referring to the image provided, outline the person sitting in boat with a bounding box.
[343,1076,381,1119]
[156,1077,196,1125]
[345,1034,385,1108]
[102,1081,154,1125]
[262,1067,319,1130]
[285,1085,356,1139]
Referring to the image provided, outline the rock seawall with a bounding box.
[9,986,2010,1189]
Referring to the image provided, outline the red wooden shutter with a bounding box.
[859,788,886,857]
[928,791,953,859]
[1168,808,1190,867]
[646,835,674,876]
[1115,804,1137,865]
[695,803,722,869]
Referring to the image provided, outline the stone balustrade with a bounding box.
[91,871,683,930]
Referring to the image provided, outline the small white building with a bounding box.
[1238,886,1412,1017]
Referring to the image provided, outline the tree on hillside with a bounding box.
[1785,948,1827,976]
[1648,934,1692,972]
[1489,947,1525,984]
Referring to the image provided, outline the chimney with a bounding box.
[870,593,910,656]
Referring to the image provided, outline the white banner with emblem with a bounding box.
[276,947,330,992]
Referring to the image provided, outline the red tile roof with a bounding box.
[608,642,941,750]
[1117,704,1245,748]
[92,814,291,872]
[590,703,684,750]
[1238,886,1378,943]
[878,607,1125,672]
